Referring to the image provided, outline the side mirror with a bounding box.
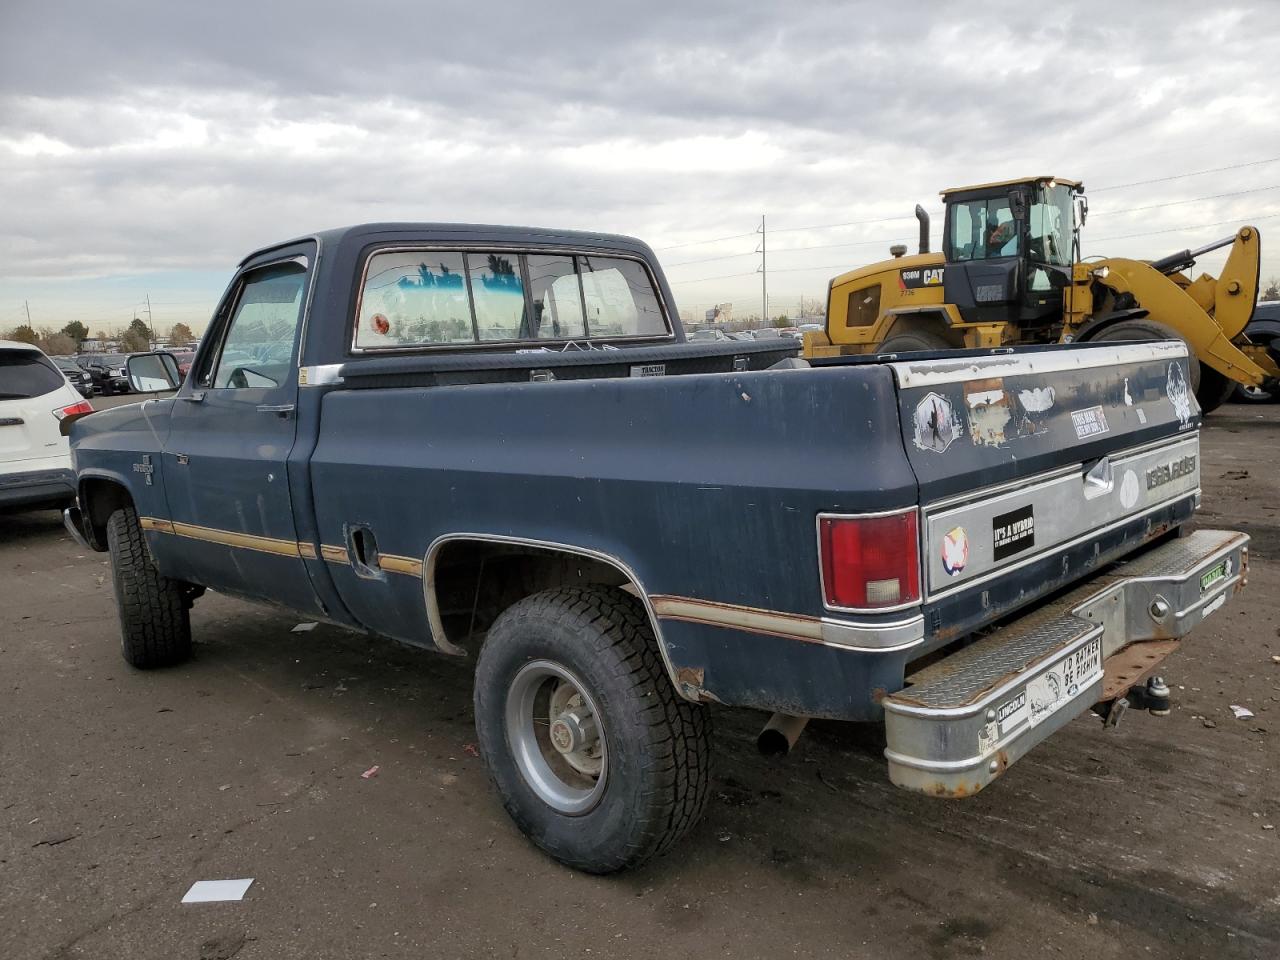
[1009,188,1028,221]
[126,352,182,393]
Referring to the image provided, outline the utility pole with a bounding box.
[24,300,31,325]
[756,215,767,325]
[145,293,154,347]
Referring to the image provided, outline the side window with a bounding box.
[207,262,307,389]
[525,254,586,340]
[846,284,881,327]
[950,203,977,261]
[356,252,473,347]
[578,256,665,337]
[351,248,669,350]
[950,198,1017,262]
[471,253,527,342]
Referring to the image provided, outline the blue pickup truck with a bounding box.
[62,223,1248,872]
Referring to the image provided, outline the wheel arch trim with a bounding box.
[420,532,690,697]
[76,470,137,550]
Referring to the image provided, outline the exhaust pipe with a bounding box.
[757,713,810,757]
[915,204,930,255]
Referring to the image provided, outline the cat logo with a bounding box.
[899,267,945,291]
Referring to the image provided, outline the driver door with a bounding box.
[160,251,321,614]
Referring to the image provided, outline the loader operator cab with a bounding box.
[941,177,1084,330]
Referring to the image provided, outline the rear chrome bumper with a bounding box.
[882,529,1249,797]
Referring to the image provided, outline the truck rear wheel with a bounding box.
[106,505,192,668]
[473,586,711,873]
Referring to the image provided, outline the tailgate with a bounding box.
[888,341,1200,623]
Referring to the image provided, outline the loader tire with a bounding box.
[878,329,953,354]
[474,586,711,873]
[106,505,192,669]
[1087,318,1234,412]
[1195,365,1237,414]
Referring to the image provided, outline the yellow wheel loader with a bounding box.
[804,176,1278,412]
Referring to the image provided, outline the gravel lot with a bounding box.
[2,404,1277,960]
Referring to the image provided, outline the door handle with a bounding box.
[180,391,206,403]
[256,403,296,417]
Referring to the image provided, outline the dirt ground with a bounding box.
[2,404,1277,960]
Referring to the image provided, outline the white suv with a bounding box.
[0,340,94,509]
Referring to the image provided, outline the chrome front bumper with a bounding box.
[882,529,1249,797]
[63,504,92,550]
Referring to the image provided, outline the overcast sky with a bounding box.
[2,0,1279,334]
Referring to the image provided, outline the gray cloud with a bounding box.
[2,0,1278,326]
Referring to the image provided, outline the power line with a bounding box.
[667,270,758,285]
[767,213,915,235]
[1090,156,1280,193]
[653,231,756,252]
[652,156,1280,254]
[662,250,757,268]
[1094,184,1280,217]
[1089,213,1280,244]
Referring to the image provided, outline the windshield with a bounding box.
[1029,183,1074,266]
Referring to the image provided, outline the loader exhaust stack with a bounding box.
[915,205,930,255]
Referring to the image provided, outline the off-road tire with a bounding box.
[878,328,953,354]
[474,586,711,873]
[1195,364,1237,414]
[106,505,192,668]
[1087,318,1234,412]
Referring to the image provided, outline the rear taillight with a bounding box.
[818,510,920,610]
[54,400,94,421]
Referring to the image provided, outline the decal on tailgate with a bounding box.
[992,504,1035,561]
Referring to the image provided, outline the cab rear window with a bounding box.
[0,349,65,399]
[354,250,668,350]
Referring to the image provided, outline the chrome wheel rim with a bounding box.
[505,659,607,815]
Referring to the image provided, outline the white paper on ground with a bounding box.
[182,878,255,903]
[291,622,318,633]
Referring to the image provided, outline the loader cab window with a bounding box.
[949,196,1017,261]
[1029,183,1075,267]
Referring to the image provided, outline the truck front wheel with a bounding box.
[473,586,711,873]
[106,505,192,668]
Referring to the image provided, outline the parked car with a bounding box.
[65,222,1246,874]
[1232,301,1279,403]
[687,328,729,342]
[751,327,780,339]
[77,354,130,395]
[50,356,95,398]
[166,348,196,378]
[0,341,93,509]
